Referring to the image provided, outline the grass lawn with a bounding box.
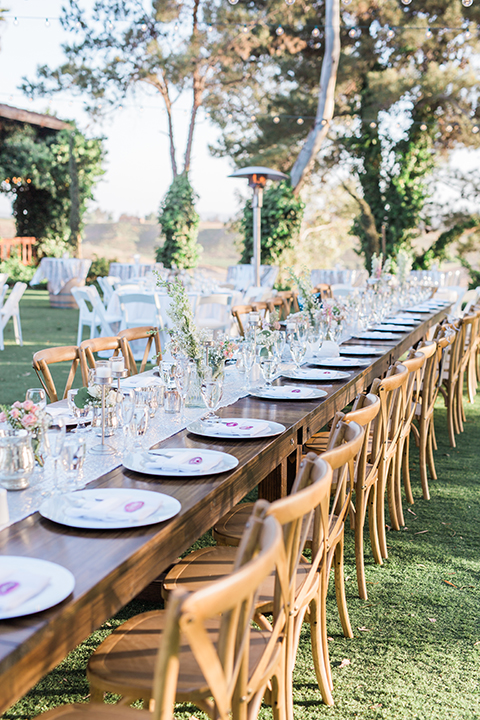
[1,290,479,719]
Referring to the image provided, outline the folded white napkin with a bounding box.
[260,385,315,399]
[314,341,340,358]
[144,450,221,473]
[0,569,50,612]
[65,493,163,522]
[218,420,270,437]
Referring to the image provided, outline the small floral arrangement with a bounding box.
[157,277,202,361]
[318,299,346,324]
[371,252,392,281]
[74,386,119,408]
[0,400,45,432]
[204,337,238,377]
[256,326,280,353]
[288,267,319,326]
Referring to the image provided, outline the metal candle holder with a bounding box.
[111,368,129,393]
[90,374,116,456]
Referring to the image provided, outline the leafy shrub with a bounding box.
[0,256,37,284]
[239,180,305,266]
[37,237,69,259]
[87,255,115,283]
[156,173,201,269]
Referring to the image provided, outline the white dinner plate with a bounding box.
[123,449,239,477]
[384,317,418,326]
[352,332,402,341]
[402,306,432,314]
[46,408,93,426]
[39,488,181,530]
[339,345,385,356]
[0,556,75,620]
[309,356,370,368]
[187,418,286,439]
[249,385,328,400]
[371,324,412,333]
[281,368,350,381]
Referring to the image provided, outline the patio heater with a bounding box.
[229,166,288,287]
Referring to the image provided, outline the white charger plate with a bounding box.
[39,488,181,530]
[187,418,286,439]
[0,556,75,620]
[384,317,418,326]
[123,449,239,477]
[352,332,402,341]
[402,306,432,314]
[309,356,370,368]
[281,368,350,381]
[339,345,385,356]
[371,324,412,333]
[249,385,328,400]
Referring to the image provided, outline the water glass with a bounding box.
[61,436,87,488]
[200,367,224,423]
[160,360,176,389]
[25,388,47,411]
[116,390,136,432]
[129,404,149,449]
[260,356,278,386]
[44,417,66,493]
[174,358,193,423]
[290,340,307,369]
[239,341,255,391]
[67,389,90,433]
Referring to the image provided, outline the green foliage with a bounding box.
[415,217,480,269]
[156,174,201,270]
[87,255,114,283]
[37,237,69,259]
[0,256,36,284]
[0,122,105,249]
[239,181,304,266]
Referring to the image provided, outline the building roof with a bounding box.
[0,103,71,131]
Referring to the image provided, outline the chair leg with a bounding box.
[13,314,22,345]
[308,594,334,705]
[387,456,400,532]
[394,445,405,527]
[431,416,438,451]
[376,462,389,559]
[368,482,383,566]
[402,432,414,506]
[354,488,368,600]
[419,421,430,501]
[333,537,353,639]
[446,390,456,448]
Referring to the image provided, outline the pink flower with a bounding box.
[10,408,20,419]
[23,400,34,411]
[21,413,36,428]
[12,401,22,409]
[0,411,6,423]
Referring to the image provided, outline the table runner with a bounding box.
[3,365,255,528]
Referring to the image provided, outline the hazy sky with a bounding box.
[0,0,249,220]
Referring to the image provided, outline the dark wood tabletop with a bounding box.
[0,307,448,713]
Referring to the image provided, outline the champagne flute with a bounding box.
[200,366,224,423]
[174,358,193,424]
[240,341,255,391]
[25,387,47,411]
[45,417,66,493]
[67,389,90,434]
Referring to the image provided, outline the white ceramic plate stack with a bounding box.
[0,556,75,620]
[123,449,239,476]
[39,488,181,529]
[281,368,350,382]
[249,385,328,400]
[187,418,286,439]
[371,324,412,333]
[309,356,370,368]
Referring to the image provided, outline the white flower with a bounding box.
[106,390,118,407]
[88,385,102,400]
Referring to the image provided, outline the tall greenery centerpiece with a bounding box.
[156,174,201,270]
[288,267,319,326]
[240,180,304,266]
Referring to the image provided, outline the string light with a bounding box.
[242,24,248,33]
[402,0,412,4]
[276,25,284,35]
[370,121,377,128]
[228,0,239,4]
[462,0,473,6]
[273,116,280,123]
[285,0,296,5]
[342,0,352,5]
[348,28,356,38]
[446,124,453,132]
[386,27,395,39]
[420,123,428,131]
[45,18,50,27]
[425,28,433,39]
[311,26,320,38]
[464,30,472,39]
[473,126,479,134]
[141,23,147,31]
[13,17,18,25]
[297,117,304,124]
[250,114,256,121]
[207,24,213,32]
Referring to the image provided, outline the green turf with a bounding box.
[1,294,479,719]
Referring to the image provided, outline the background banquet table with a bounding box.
[30,258,92,295]
[0,306,449,714]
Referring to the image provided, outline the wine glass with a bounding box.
[290,339,307,371]
[259,355,278,387]
[45,417,66,493]
[174,358,193,424]
[67,389,90,434]
[25,388,47,411]
[116,390,136,435]
[130,403,149,449]
[200,365,224,423]
[273,331,286,360]
[239,341,255,391]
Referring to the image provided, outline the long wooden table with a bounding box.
[0,308,448,714]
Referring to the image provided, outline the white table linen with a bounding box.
[30,258,92,295]
[109,262,165,282]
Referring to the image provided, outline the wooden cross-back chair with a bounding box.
[266,295,289,321]
[117,326,162,375]
[276,290,299,316]
[408,330,453,501]
[162,454,334,711]
[78,337,125,386]
[39,510,285,720]
[313,283,333,301]
[460,309,480,406]
[437,318,466,447]
[231,304,253,337]
[32,346,80,403]
[369,363,409,559]
[391,350,427,530]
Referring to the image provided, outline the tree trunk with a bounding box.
[68,132,82,258]
[290,0,340,192]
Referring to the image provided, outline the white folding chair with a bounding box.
[0,273,8,308]
[97,276,118,307]
[71,286,101,346]
[87,285,124,337]
[195,293,234,334]
[243,286,269,304]
[119,293,163,331]
[0,282,27,351]
[330,283,354,298]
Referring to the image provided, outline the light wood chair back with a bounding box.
[313,283,332,300]
[369,362,409,556]
[32,346,80,402]
[117,326,162,374]
[79,337,125,386]
[266,295,288,321]
[438,317,466,446]
[231,304,253,337]
[276,290,299,315]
